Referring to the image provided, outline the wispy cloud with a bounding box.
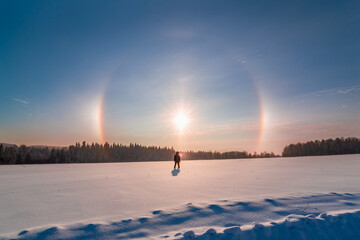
[308,85,360,97]
[12,97,28,105]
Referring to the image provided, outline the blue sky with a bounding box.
[1,0,359,153]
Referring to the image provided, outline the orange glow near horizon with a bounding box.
[253,80,266,153]
[97,95,106,145]
[257,101,265,152]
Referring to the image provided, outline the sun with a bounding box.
[173,111,189,131]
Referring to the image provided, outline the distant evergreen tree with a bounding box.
[3,146,18,164]
[0,144,3,164]
[18,145,27,164]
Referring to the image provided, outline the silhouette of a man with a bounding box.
[174,151,181,169]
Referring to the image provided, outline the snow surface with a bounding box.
[1,154,360,239]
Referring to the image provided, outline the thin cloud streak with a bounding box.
[12,97,28,105]
[307,85,360,97]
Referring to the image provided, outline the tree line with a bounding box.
[182,150,277,160]
[0,141,278,164]
[1,137,359,164]
[282,137,360,157]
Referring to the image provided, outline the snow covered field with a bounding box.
[1,154,360,239]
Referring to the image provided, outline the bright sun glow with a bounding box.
[173,112,189,131]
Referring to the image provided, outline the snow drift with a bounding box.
[3,193,360,239]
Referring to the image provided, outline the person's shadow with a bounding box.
[171,168,180,176]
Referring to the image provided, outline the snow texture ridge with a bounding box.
[178,210,360,239]
[2,193,360,240]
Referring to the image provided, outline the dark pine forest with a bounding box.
[0,141,276,164]
[282,137,360,157]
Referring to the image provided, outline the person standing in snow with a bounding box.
[174,151,181,169]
